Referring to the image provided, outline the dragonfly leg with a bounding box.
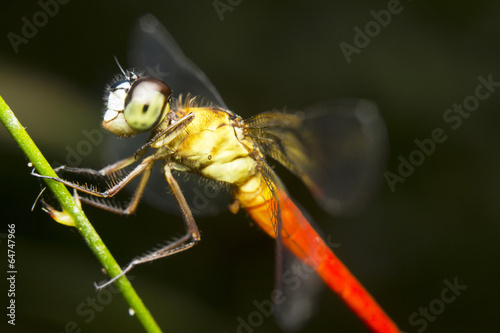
[78,164,153,215]
[94,164,201,289]
[32,155,155,199]
[51,151,143,178]
[97,155,141,175]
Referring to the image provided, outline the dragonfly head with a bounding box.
[103,72,172,137]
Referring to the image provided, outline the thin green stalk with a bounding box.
[0,95,162,333]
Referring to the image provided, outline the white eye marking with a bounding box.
[107,85,129,110]
[103,109,119,122]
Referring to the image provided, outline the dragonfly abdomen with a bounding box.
[235,180,400,333]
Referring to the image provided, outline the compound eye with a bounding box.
[123,77,172,132]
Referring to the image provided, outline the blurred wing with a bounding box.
[258,161,323,332]
[104,14,230,216]
[274,251,323,333]
[250,100,387,330]
[127,14,227,108]
[246,99,387,216]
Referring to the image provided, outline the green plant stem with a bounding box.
[0,95,162,333]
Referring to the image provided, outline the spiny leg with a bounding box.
[37,162,154,225]
[47,140,149,184]
[78,163,153,215]
[53,154,139,179]
[95,164,201,289]
[32,156,155,199]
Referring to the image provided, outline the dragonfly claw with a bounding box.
[30,167,56,180]
[39,189,82,227]
[94,261,135,290]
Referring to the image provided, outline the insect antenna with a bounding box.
[113,55,129,79]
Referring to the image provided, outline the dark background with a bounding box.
[1,1,499,332]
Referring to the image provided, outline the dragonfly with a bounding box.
[35,14,399,333]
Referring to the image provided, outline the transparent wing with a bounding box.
[274,250,323,333]
[103,14,230,216]
[127,14,227,108]
[251,100,388,330]
[246,99,388,216]
[257,161,323,332]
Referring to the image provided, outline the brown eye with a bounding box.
[123,77,172,132]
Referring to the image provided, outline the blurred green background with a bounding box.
[1,1,499,332]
